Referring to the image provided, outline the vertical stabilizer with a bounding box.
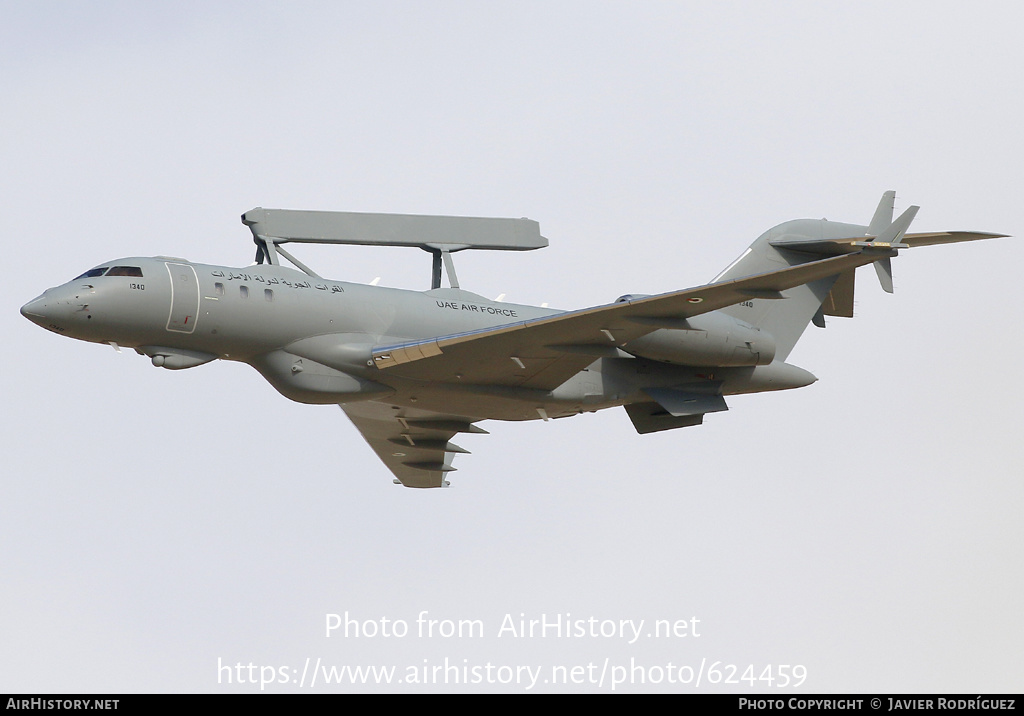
[713,194,919,359]
[714,218,862,360]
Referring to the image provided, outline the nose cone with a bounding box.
[20,290,76,333]
[20,295,51,327]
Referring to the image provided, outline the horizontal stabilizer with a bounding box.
[770,230,1006,256]
[900,231,1009,248]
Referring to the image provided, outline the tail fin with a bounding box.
[714,193,913,361]
[715,192,1005,361]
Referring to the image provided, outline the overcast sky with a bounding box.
[2,1,1021,693]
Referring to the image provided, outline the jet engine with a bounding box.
[622,312,776,367]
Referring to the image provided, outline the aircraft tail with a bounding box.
[713,192,1004,361]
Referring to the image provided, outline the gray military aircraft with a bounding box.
[21,192,1004,487]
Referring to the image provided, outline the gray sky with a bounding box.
[2,1,1021,693]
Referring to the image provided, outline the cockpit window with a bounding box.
[74,268,108,279]
[106,266,143,277]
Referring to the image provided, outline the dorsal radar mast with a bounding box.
[241,209,548,289]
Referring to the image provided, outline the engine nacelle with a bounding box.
[623,313,776,367]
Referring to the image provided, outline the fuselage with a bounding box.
[21,256,816,422]
[19,255,560,366]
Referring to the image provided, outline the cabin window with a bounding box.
[106,266,143,277]
[214,282,224,296]
[240,285,249,299]
[264,289,274,302]
[74,268,108,279]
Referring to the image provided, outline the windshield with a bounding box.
[107,266,143,277]
[72,266,144,280]
[73,267,108,279]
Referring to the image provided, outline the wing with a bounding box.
[371,249,889,390]
[340,401,486,488]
